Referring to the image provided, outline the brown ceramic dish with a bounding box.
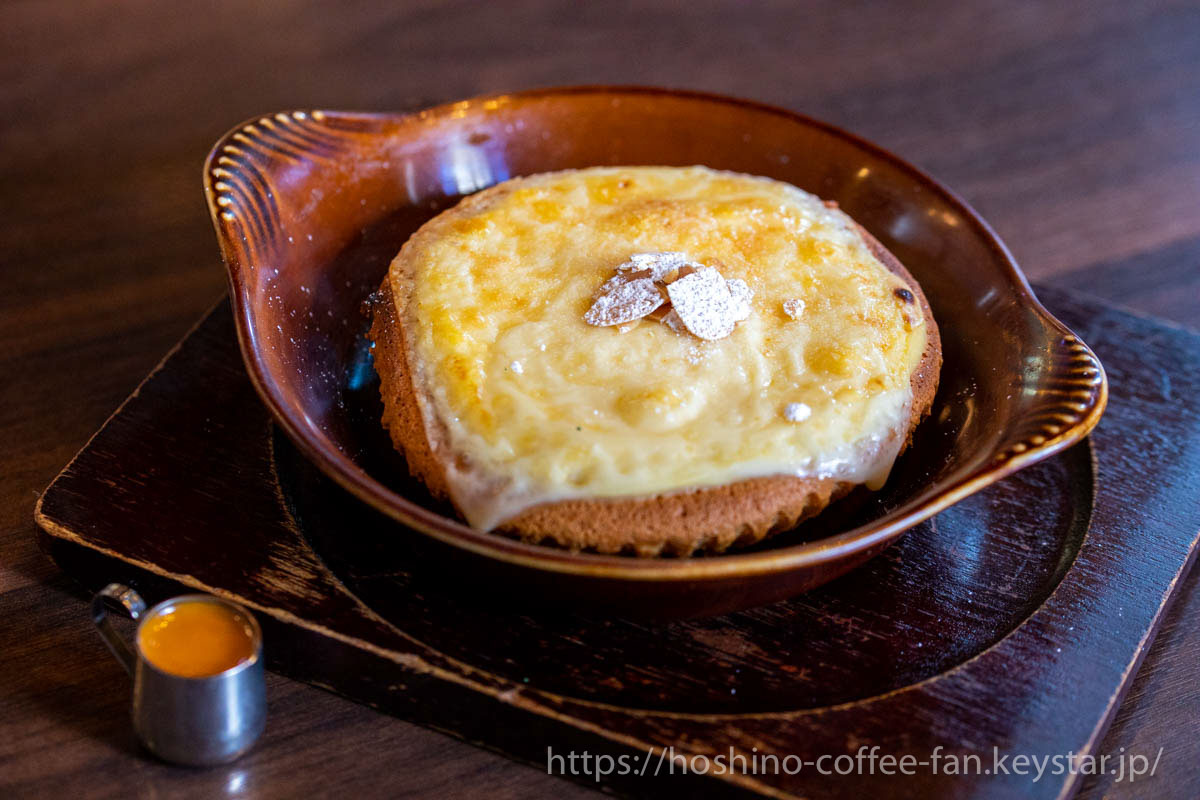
[204,87,1106,615]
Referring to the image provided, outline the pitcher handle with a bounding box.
[91,583,147,676]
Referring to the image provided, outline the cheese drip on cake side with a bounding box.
[392,166,929,531]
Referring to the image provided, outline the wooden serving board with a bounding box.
[36,285,1200,798]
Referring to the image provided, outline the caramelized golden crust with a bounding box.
[370,191,941,557]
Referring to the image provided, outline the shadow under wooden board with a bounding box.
[36,285,1200,798]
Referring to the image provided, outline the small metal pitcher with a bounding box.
[91,583,266,765]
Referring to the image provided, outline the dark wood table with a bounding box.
[3,1,1197,796]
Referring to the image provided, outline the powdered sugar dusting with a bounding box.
[584,276,664,326]
[783,298,806,320]
[598,268,651,296]
[727,278,753,322]
[585,253,755,340]
[666,267,738,341]
[623,251,695,281]
[784,402,812,422]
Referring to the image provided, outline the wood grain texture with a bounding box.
[2,0,1199,797]
[30,288,1200,799]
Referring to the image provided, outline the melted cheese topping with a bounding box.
[394,167,928,530]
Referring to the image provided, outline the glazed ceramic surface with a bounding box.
[204,87,1105,607]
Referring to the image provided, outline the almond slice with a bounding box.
[584,276,664,327]
[596,268,652,297]
[727,278,753,322]
[622,251,695,282]
[661,308,688,333]
[674,263,698,282]
[665,267,738,340]
[647,303,673,321]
